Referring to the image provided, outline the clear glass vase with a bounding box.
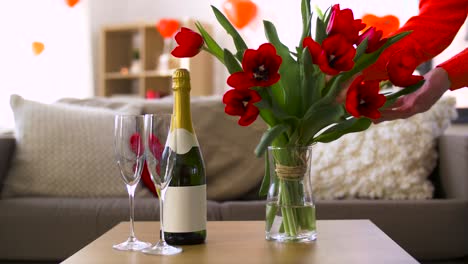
[265,146,317,242]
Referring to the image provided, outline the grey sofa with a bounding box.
[0,101,467,264]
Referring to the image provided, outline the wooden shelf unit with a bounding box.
[99,21,213,98]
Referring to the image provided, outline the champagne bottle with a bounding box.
[164,68,207,245]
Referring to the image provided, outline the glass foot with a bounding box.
[113,237,151,251]
[142,240,183,255]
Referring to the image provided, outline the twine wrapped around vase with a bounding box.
[275,164,307,180]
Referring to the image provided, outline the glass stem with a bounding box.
[159,187,167,243]
[126,184,137,241]
[158,187,168,242]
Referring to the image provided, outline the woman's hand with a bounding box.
[374,67,451,123]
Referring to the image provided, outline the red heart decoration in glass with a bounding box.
[156,19,181,38]
[141,161,159,197]
[141,134,163,197]
[362,14,400,38]
[66,0,80,7]
[223,0,257,29]
[129,133,143,155]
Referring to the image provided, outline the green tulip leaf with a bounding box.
[264,20,301,117]
[312,117,372,143]
[211,5,248,61]
[385,79,425,101]
[300,0,312,47]
[354,38,368,62]
[254,123,290,157]
[223,49,242,74]
[315,16,327,44]
[300,48,323,115]
[302,104,345,144]
[195,22,224,64]
[255,88,298,124]
[258,151,271,197]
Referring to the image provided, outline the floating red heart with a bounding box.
[66,0,80,8]
[32,42,44,55]
[223,0,257,29]
[362,14,400,38]
[156,19,180,38]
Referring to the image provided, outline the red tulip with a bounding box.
[227,43,282,90]
[357,27,387,53]
[223,89,261,126]
[303,35,356,76]
[345,75,387,119]
[321,35,356,75]
[171,27,204,58]
[327,4,366,44]
[302,37,323,64]
[387,49,424,87]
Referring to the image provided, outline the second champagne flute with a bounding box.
[113,114,151,251]
[142,113,182,255]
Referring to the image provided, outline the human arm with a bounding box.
[438,48,468,90]
[363,0,468,84]
[375,67,451,122]
[377,47,468,121]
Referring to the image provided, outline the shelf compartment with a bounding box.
[99,21,213,97]
[103,30,139,73]
[144,76,172,98]
[104,79,140,97]
[105,72,142,80]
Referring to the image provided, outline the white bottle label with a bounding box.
[163,185,207,233]
[166,128,199,155]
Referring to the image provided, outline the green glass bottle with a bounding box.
[163,68,207,245]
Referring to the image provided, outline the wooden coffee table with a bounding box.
[62,220,418,264]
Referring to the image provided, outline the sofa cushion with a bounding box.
[310,96,457,200]
[2,95,142,197]
[0,135,15,193]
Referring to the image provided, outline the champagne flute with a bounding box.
[142,113,182,255]
[113,114,151,251]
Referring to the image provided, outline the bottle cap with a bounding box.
[172,68,191,92]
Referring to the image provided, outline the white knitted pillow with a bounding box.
[2,95,142,197]
[311,96,457,200]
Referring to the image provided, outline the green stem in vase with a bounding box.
[278,181,290,235]
[279,222,285,233]
[266,202,278,231]
[281,179,298,236]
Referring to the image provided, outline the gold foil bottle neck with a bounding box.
[172,68,191,92]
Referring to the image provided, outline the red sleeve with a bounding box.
[363,0,468,87]
[438,48,468,90]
